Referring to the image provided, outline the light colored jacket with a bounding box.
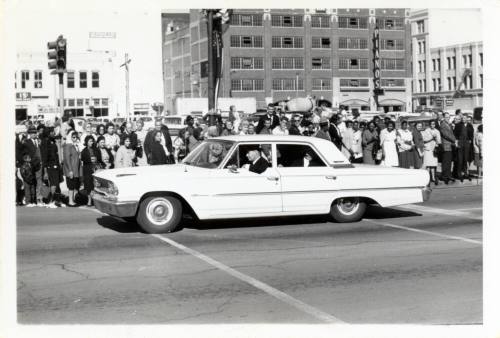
[114,145,136,168]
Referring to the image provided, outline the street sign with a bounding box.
[16,92,31,101]
[446,99,454,106]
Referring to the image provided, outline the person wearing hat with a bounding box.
[315,117,331,141]
[23,125,45,206]
[41,127,64,208]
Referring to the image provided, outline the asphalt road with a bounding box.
[17,184,482,324]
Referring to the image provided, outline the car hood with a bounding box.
[94,164,207,181]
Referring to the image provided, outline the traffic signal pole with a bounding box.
[58,73,65,118]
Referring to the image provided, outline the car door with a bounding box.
[276,143,338,213]
[196,142,283,218]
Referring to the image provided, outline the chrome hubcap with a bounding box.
[337,198,360,215]
[146,198,174,225]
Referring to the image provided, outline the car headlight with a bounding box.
[108,182,119,195]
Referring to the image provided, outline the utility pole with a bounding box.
[120,54,131,120]
[207,10,215,111]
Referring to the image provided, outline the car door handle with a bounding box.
[267,176,279,181]
[325,175,337,180]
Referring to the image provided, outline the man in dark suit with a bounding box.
[453,115,474,181]
[438,112,457,184]
[246,149,269,174]
[289,115,302,135]
[144,119,174,164]
[23,126,44,205]
[328,114,343,150]
[256,104,279,134]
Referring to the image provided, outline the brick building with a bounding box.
[162,9,413,114]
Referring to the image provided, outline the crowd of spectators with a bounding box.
[15,105,483,208]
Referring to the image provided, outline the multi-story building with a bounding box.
[410,9,483,112]
[162,8,413,114]
[15,51,115,120]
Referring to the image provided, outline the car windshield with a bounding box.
[182,140,234,169]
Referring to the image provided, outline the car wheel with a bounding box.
[137,196,182,233]
[330,197,366,223]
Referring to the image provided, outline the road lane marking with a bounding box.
[365,219,482,245]
[398,204,482,221]
[152,234,345,324]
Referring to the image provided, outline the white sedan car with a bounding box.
[92,135,431,233]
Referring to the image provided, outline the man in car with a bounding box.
[291,151,322,167]
[246,149,269,174]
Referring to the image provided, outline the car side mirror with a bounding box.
[227,165,239,173]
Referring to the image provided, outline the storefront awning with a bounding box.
[378,99,405,106]
[340,99,369,106]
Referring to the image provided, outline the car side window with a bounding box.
[276,144,326,168]
[224,143,273,169]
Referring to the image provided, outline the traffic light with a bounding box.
[47,35,67,73]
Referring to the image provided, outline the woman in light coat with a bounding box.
[421,120,442,185]
[114,136,136,168]
[379,121,399,167]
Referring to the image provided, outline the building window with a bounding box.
[480,53,483,67]
[437,59,441,71]
[423,79,426,92]
[382,39,404,51]
[339,58,368,70]
[462,55,468,67]
[432,59,436,71]
[77,99,83,107]
[453,76,456,89]
[452,57,456,69]
[84,99,90,106]
[271,57,303,70]
[102,98,109,106]
[272,78,304,91]
[311,15,330,28]
[311,57,331,69]
[447,77,451,90]
[417,20,425,33]
[231,79,264,91]
[67,71,75,88]
[381,58,405,70]
[34,70,42,89]
[422,60,426,72]
[21,70,29,89]
[230,14,263,26]
[432,79,436,91]
[418,80,422,92]
[272,36,303,48]
[79,71,87,88]
[447,57,451,69]
[437,78,441,91]
[480,74,483,88]
[339,37,368,49]
[312,78,331,90]
[230,57,264,70]
[338,16,368,29]
[271,15,303,27]
[418,61,422,73]
[376,17,404,30]
[422,41,426,53]
[230,35,263,48]
[312,37,330,48]
[93,98,100,106]
[92,71,99,88]
[381,79,405,87]
[418,42,422,54]
[339,79,369,87]
[68,99,75,107]
[468,54,472,67]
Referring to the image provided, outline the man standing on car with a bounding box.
[144,119,174,164]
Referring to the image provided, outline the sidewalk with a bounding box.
[432,177,482,190]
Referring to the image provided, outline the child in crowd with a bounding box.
[20,154,37,207]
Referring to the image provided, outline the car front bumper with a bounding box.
[421,186,432,201]
[91,191,138,217]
